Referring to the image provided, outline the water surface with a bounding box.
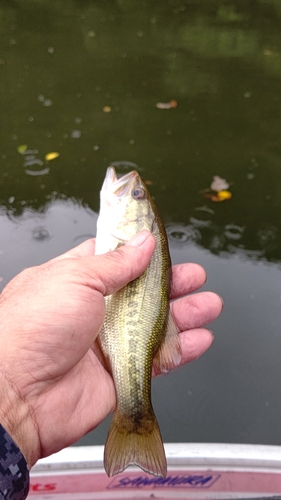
[1,0,281,447]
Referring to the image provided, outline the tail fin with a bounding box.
[104,410,167,478]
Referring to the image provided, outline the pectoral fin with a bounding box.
[153,311,182,373]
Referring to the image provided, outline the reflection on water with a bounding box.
[257,225,280,253]
[0,199,97,290]
[166,213,275,261]
[1,196,281,449]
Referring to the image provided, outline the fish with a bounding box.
[95,166,182,478]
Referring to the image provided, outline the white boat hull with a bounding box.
[29,443,281,499]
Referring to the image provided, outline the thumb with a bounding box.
[87,231,156,297]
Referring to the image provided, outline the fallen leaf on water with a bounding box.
[210,175,230,191]
[204,190,232,202]
[156,100,177,109]
[103,105,111,113]
[263,49,273,56]
[217,190,232,200]
[17,144,27,154]
[45,152,60,161]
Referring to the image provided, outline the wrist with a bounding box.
[0,367,40,468]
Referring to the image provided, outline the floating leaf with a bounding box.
[103,105,111,113]
[45,152,60,161]
[203,193,218,201]
[203,190,232,202]
[217,190,232,201]
[156,100,177,109]
[210,175,229,192]
[17,144,27,154]
[145,179,153,185]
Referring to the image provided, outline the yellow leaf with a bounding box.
[17,144,27,154]
[203,190,232,202]
[45,152,60,161]
[103,106,111,113]
[217,190,232,201]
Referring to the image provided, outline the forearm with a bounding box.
[0,424,29,500]
[0,364,40,470]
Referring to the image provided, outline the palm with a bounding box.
[6,265,116,459]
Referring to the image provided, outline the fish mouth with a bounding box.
[102,166,141,197]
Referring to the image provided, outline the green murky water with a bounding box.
[1,0,281,447]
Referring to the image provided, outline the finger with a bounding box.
[84,231,156,296]
[171,291,223,332]
[179,328,214,364]
[52,239,96,261]
[171,263,206,299]
[152,328,214,377]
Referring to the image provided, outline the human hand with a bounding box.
[0,231,222,469]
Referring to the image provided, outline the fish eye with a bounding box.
[132,187,146,200]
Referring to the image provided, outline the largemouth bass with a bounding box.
[95,167,181,478]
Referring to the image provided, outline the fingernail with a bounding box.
[127,231,151,247]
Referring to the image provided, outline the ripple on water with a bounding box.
[189,206,214,228]
[257,225,279,252]
[32,226,52,242]
[11,215,52,243]
[25,167,50,176]
[224,224,244,241]
[23,153,50,176]
[166,224,201,246]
